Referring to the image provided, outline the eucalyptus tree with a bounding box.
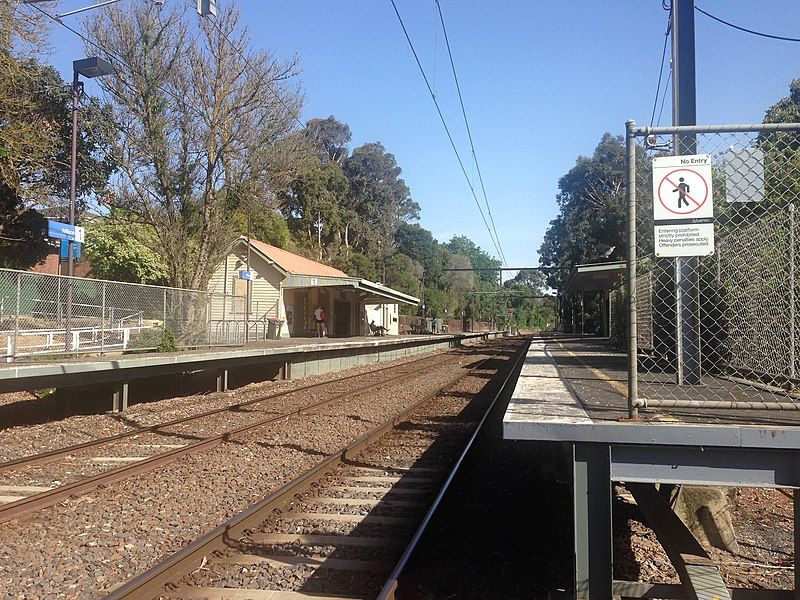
[539,133,627,289]
[87,0,308,289]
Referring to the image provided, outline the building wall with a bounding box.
[365,303,399,335]
[207,243,288,336]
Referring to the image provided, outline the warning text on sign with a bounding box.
[654,223,715,258]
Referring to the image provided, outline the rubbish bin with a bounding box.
[267,318,284,340]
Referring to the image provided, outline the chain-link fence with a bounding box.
[0,269,250,361]
[626,121,800,416]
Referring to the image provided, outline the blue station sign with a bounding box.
[48,221,85,243]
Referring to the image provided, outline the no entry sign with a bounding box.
[651,154,714,257]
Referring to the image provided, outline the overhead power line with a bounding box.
[435,0,507,267]
[649,10,671,127]
[656,69,672,127]
[388,0,505,264]
[695,5,800,43]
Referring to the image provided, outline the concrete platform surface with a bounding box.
[0,332,502,393]
[503,338,800,450]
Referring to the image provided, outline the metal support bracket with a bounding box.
[626,482,730,600]
[112,381,129,412]
[573,443,613,599]
[215,370,228,393]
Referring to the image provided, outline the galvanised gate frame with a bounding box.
[615,119,800,600]
[626,120,800,419]
[504,120,800,600]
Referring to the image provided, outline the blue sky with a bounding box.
[37,1,800,268]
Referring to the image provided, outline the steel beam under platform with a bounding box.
[505,339,800,599]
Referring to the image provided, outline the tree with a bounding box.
[12,62,116,206]
[0,28,116,268]
[234,210,291,249]
[0,1,52,190]
[445,235,500,286]
[283,159,350,258]
[84,210,169,284]
[343,142,420,258]
[764,78,800,125]
[394,223,444,283]
[759,78,800,203]
[384,253,422,299]
[305,116,351,165]
[0,181,49,269]
[87,1,308,289]
[539,133,626,289]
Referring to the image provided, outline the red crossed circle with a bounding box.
[657,168,709,215]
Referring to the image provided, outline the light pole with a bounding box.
[68,57,114,277]
[64,57,113,351]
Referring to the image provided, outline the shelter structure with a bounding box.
[560,261,625,337]
[208,237,418,338]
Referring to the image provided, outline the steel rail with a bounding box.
[102,338,524,600]
[0,348,460,475]
[0,346,478,525]
[375,336,530,600]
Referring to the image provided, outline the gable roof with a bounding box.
[241,237,349,278]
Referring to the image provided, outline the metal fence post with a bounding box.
[163,288,167,335]
[625,119,639,419]
[13,272,20,362]
[64,273,74,353]
[101,281,107,353]
[56,276,63,326]
[790,203,796,381]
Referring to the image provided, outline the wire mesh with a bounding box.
[0,269,247,361]
[631,124,800,410]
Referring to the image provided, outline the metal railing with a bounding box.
[0,269,248,361]
[625,120,800,417]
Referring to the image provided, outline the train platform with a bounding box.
[0,331,505,411]
[502,337,800,599]
[504,337,800,444]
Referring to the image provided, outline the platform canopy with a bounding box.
[563,261,625,295]
[283,274,419,306]
[236,237,419,306]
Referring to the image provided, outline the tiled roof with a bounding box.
[245,238,349,278]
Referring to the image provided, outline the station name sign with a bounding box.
[47,221,85,244]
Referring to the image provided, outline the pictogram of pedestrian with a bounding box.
[673,177,691,208]
[655,166,710,217]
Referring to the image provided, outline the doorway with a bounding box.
[334,300,351,337]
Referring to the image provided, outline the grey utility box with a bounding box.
[267,318,283,340]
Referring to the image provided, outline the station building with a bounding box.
[208,237,418,338]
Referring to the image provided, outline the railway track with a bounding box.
[103,337,529,600]
[0,346,478,526]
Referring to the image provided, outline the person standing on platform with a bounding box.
[314,306,327,337]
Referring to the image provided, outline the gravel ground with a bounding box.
[617,485,795,591]
[0,354,456,490]
[0,341,515,600]
[169,343,519,600]
[0,348,455,463]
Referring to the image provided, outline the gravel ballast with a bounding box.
[0,341,514,599]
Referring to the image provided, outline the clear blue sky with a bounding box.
[38,1,800,269]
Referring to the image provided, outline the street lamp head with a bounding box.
[73,56,115,79]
